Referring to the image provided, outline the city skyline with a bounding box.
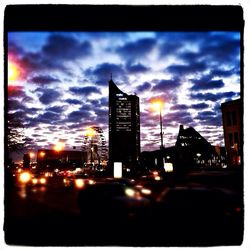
[8,31,241,158]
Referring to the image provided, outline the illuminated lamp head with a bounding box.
[53,142,65,152]
[151,99,164,112]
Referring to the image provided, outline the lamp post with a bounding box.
[151,100,164,150]
[151,100,165,171]
[29,152,35,163]
[53,142,65,168]
[159,104,164,150]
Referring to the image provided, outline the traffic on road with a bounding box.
[4,166,244,246]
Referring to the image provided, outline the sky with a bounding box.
[7,31,241,157]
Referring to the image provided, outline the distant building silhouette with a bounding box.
[23,153,31,169]
[36,149,87,171]
[108,79,140,172]
[141,125,226,173]
[221,98,242,167]
[174,125,223,172]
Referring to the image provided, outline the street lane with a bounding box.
[4,169,244,246]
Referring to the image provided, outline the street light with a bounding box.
[29,152,35,162]
[84,127,96,166]
[53,141,65,152]
[53,142,65,168]
[39,151,46,158]
[151,100,164,150]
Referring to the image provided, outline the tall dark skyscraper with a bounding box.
[109,79,140,170]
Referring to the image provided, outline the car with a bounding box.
[77,182,151,224]
[104,177,153,199]
[17,171,47,186]
[63,173,95,189]
[29,173,47,186]
[146,184,243,244]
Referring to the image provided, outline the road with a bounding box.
[3,169,244,247]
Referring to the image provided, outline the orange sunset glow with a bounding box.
[8,61,19,82]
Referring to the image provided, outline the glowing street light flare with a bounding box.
[39,151,46,157]
[29,152,35,158]
[53,142,65,152]
[151,100,164,112]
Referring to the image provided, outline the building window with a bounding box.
[234,132,239,144]
[226,112,232,126]
[228,133,233,147]
[232,111,237,125]
[226,111,237,127]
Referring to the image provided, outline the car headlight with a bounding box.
[154,176,161,181]
[125,188,136,197]
[75,179,85,189]
[32,178,38,184]
[141,188,152,195]
[40,178,46,184]
[88,179,95,185]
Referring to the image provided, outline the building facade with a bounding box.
[141,125,226,174]
[108,79,140,172]
[221,98,242,167]
[175,125,225,172]
[37,149,87,171]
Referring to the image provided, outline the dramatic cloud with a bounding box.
[152,78,181,92]
[190,91,238,102]
[36,111,62,124]
[8,99,26,111]
[190,103,209,110]
[66,109,91,123]
[42,34,92,61]
[170,104,189,111]
[64,99,82,105]
[29,75,61,85]
[47,106,66,114]
[69,86,101,96]
[166,62,207,76]
[126,62,150,74]
[85,63,127,85]
[116,38,157,61]
[190,78,225,91]
[136,82,151,93]
[7,31,241,157]
[39,89,61,105]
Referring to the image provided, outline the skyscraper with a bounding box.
[109,79,140,171]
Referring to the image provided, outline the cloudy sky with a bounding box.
[7,31,241,155]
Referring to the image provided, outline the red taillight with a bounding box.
[235,207,241,213]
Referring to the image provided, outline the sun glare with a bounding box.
[8,62,19,82]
